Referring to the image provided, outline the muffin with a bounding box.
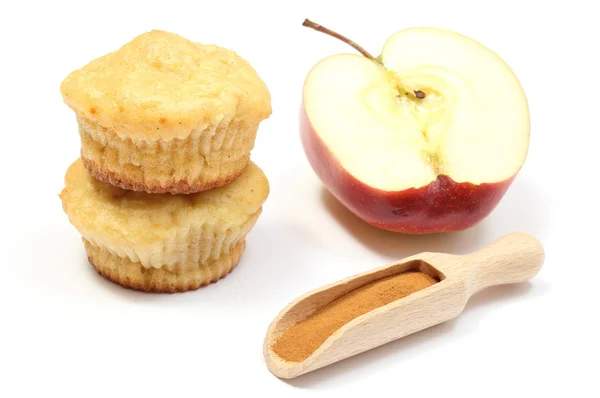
[60,30,271,194]
[60,158,269,292]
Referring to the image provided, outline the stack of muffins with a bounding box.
[59,30,271,293]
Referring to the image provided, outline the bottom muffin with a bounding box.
[60,158,269,293]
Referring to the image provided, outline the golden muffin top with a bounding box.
[60,159,269,245]
[60,30,271,139]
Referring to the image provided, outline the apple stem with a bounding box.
[302,19,426,99]
[302,19,380,64]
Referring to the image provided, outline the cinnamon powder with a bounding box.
[272,271,438,362]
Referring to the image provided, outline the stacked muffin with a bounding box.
[59,30,271,293]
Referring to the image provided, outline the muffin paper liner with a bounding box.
[78,116,259,194]
[85,239,246,293]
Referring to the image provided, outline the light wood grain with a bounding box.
[263,232,544,379]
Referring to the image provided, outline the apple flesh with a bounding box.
[301,27,529,234]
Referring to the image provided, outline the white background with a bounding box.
[1,0,598,396]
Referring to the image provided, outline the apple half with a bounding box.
[301,26,529,234]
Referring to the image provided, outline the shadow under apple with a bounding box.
[319,176,547,261]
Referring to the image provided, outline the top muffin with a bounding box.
[61,30,271,139]
[60,30,271,194]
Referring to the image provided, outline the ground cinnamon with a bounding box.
[272,271,438,362]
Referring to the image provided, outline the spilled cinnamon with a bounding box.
[272,271,437,362]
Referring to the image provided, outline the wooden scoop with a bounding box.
[263,232,544,379]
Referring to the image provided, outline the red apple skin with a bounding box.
[300,105,517,234]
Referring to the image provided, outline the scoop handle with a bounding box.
[464,232,545,293]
